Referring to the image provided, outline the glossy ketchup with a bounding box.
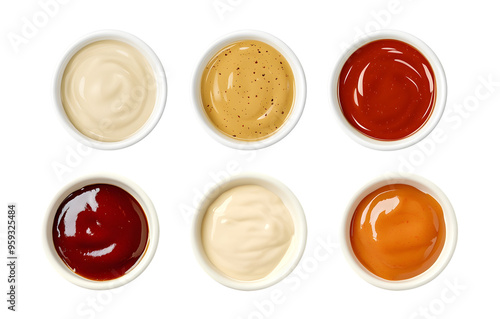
[338,39,436,140]
[350,184,445,280]
[53,184,148,281]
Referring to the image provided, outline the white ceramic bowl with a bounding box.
[43,173,160,289]
[340,173,458,290]
[54,30,167,150]
[193,30,307,150]
[192,173,307,290]
[331,30,447,151]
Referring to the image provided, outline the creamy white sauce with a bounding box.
[61,40,157,142]
[201,185,295,281]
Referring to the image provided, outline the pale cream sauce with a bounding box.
[201,185,295,281]
[61,40,157,142]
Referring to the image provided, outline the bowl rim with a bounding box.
[330,29,447,151]
[191,172,308,290]
[340,172,458,290]
[54,29,167,150]
[43,173,160,290]
[192,29,307,150]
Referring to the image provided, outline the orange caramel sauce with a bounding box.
[350,184,445,280]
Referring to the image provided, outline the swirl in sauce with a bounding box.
[201,185,295,281]
[61,40,157,142]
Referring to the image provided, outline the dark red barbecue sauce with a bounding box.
[52,184,148,281]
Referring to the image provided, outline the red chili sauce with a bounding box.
[52,184,148,281]
[338,39,436,141]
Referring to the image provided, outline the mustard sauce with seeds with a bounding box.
[201,40,295,141]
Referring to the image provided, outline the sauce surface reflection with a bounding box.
[53,183,148,280]
[338,39,436,141]
[350,184,445,280]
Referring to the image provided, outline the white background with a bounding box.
[1,0,499,318]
